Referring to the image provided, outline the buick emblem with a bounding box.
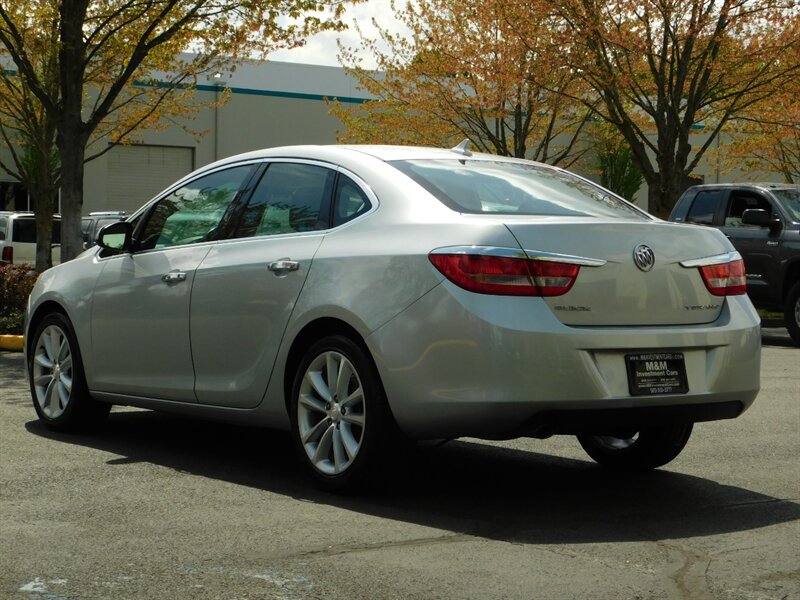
[633,245,655,272]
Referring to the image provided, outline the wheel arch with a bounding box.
[282,317,382,413]
[781,258,800,300]
[26,300,70,356]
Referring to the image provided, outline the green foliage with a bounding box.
[598,145,644,203]
[0,263,38,335]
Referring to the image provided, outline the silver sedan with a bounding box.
[25,144,761,490]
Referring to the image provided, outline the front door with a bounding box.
[89,164,256,400]
[719,190,782,305]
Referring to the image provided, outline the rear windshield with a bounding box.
[391,159,647,219]
[12,217,61,243]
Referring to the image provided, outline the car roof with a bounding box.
[205,144,549,170]
[687,182,799,193]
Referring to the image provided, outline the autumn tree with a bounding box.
[720,36,800,182]
[589,121,644,202]
[520,0,800,216]
[333,0,595,165]
[0,0,354,262]
[0,6,60,271]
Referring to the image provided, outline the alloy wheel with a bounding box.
[32,325,74,419]
[297,351,366,475]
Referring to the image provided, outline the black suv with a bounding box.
[669,183,800,344]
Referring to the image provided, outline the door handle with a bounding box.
[268,259,300,274]
[162,271,187,283]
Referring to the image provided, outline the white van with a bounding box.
[0,212,61,265]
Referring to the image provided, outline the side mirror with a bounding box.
[97,221,133,252]
[741,208,782,232]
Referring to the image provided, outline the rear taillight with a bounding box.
[698,259,746,296]
[1,246,11,263]
[429,253,580,296]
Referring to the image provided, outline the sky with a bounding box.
[268,1,410,68]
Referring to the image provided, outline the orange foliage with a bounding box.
[526,0,800,214]
[333,0,595,164]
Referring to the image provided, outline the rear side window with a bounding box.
[0,217,7,240]
[333,175,371,227]
[686,190,722,225]
[391,159,646,218]
[11,218,60,243]
[238,163,335,237]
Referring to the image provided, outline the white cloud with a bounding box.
[268,1,410,68]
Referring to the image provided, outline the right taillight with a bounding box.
[429,253,580,297]
[698,258,746,296]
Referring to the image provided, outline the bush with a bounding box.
[0,264,39,335]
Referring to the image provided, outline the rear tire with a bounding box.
[784,281,800,346]
[28,313,110,431]
[290,335,395,492]
[577,423,693,471]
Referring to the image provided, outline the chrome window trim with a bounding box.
[680,251,742,268]
[523,249,607,267]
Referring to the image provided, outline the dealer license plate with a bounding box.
[625,352,688,396]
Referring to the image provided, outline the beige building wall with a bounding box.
[1,57,791,216]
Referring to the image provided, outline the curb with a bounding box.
[0,335,24,352]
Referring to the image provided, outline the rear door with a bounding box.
[190,161,337,408]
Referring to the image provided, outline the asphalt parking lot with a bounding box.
[1,329,798,600]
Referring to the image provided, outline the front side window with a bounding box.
[725,191,773,227]
[237,163,335,238]
[137,165,252,251]
[686,190,722,225]
[390,159,647,219]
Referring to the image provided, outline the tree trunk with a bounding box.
[56,131,86,262]
[33,187,55,272]
[57,0,88,263]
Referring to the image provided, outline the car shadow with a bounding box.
[761,326,796,348]
[25,410,800,546]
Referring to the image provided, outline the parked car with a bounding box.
[24,145,761,491]
[669,183,800,344]
[0,211,61,265]
[81,211,127,248]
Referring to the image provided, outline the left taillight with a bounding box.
[1,246,12,263]
[429,253,580,297]
[698,258,746,296]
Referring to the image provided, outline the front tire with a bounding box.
[290,335,394,491]
[28,313,110,431]
[784,281,800,345]
[577,423,693,471]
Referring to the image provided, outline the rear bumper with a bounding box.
[513,401,744,439]
[368,282,761,440]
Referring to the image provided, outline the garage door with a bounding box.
[107,145,194,213]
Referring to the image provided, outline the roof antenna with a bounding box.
[450,139,472,157]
